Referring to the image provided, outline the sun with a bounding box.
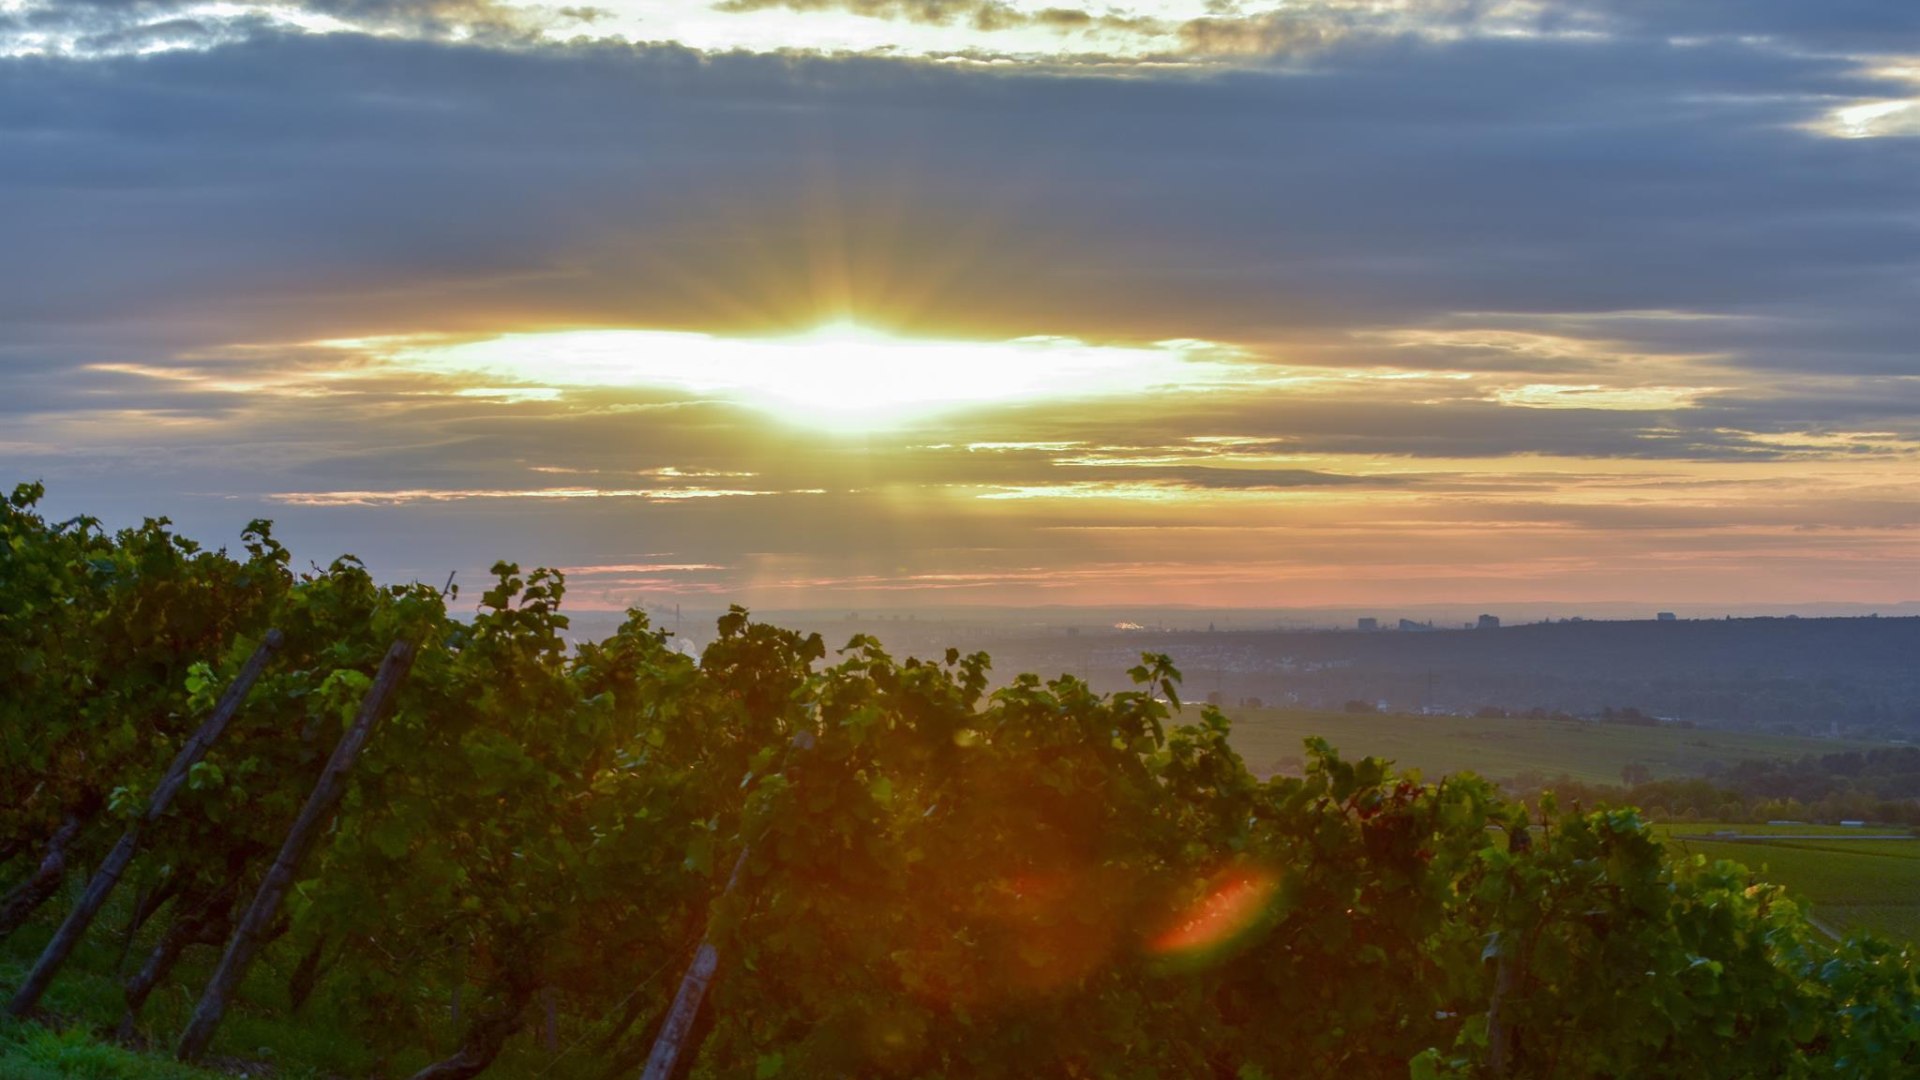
[330,322,1253,432]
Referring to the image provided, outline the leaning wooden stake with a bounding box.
[1486,824,1532,1079]
[639,732,812,1080]
[638,863,740,1080]
[7,630,285,1018]
[0,812,87,942]
[542,986,559,1053]
[176,639,416,1063]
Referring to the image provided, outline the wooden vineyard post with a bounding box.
[0,813,86,942]
[175,638,416,1063]
[1486,823,1532,1079]
[639,731,813,1080]
[637,880,731,1080]
[7,629,285,1018]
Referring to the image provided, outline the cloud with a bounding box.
[3,30,1910,347]
[707,0,1146,35]
[3,11,1917,603]
[10,0,1908,67]
[1574,0,1920,53]
[1175,11,1350,57]
[2,0,555,55]
[262,486,786,506]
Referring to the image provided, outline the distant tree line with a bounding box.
[1117,619,1920,738]
[1468,704,1688,728]
[1515,748,1920,826]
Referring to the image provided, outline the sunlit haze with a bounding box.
[342,324,1257,431]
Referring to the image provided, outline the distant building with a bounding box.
[1476,614,1500,629]
[1657,611,1677,622]
[1358,617,1379,632]
[1398,618,1431,631]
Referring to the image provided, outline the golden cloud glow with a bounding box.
[1810,61,1920,139]
[1490,383,1717,411]
[1821,98,1920,139]
[1372,326,1725,367]
[0,0,1639,62]
[330,322,1261,432]
[265,486,782,506]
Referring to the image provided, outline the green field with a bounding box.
[1223,707,1879,787]
[1658,823,1909,837]
[1658,827,1920,942]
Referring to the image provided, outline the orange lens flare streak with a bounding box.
[1150,870,1279,957]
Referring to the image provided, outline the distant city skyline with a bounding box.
[577,602,1920,637]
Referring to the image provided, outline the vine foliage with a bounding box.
[2,484,1916,1078]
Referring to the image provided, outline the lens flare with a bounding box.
[1149,869,1281,963]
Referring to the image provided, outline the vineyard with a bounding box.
[1225,708,1882,788]
[3,481,1918,1079]
[1660,827,1920,944]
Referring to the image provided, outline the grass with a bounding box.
[0,1017,227,1080]
[1656,823,1913,837]
[0,899,397,1079]
[1753,838,1920,856]
[1659,826,1920,942]
[1222,707,1880,786]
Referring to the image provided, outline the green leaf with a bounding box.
[187,761,224,791]
[684,833,714,876]
[370,815,413,859]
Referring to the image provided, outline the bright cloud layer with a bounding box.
[337,324,1263,430]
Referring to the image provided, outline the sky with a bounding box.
[3,0,1917,611]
